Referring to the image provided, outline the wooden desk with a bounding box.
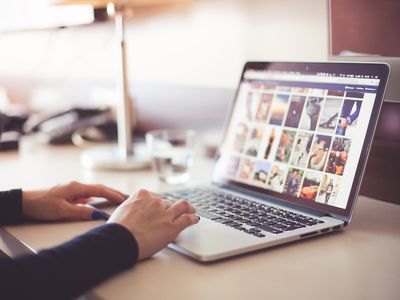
[1,140,400,300]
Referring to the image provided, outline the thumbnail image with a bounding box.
[244,126,264,157]
[309,89,326,97]
[245,92,260,121]
[283,168,304,196]
[226,156,241,177]
[232,123,249,153]
[284,95,306,128]
[250,83,264,90]
[299,97,324,131]
[292,87,309,94]
[255,93,273,121]
[308,135,332,171]
[336,100,362,136]
[317,174,342,206]
[266,164,288,193]
[277,86,291,92]
[269,94,290,125]
[275,130,296,163]
[290,132,314,168]
[253,161,271,185]
[299,171,322,201]
[345,91,364,99]
[317,98,343,134]
[263,127,278,160]
[327,90,345,97]
[238,158,255,181]
[264,85,276,91]
[325,137,351,175]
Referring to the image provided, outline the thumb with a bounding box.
[63,203,101,221]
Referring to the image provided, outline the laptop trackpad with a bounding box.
[170,217,258,260]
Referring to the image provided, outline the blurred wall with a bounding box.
[0,0,329,94]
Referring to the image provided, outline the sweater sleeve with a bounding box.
[0,223,139,300]
[0,189,23,225]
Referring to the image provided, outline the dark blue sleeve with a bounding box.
[0,223,139,300]
[0,189,23,225]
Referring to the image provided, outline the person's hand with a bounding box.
[339,117,348,128]
[107,189,199,260]
[22,181,127,221]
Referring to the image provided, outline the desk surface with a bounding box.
[1,140,400,300]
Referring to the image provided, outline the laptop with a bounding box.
[164,61,390,262]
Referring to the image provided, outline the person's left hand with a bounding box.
[22,181,127,221]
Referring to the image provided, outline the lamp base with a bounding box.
[80,143,151,170]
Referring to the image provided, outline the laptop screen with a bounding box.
[213,62,389,218]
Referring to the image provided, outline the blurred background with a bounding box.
[0,0,399,202]
[0,0,329,91]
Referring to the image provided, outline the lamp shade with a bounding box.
[53,0,191,8]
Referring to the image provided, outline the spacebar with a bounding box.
[195,209,221,220]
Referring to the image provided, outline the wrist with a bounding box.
[21,190,45,219]
[22,190,34,218]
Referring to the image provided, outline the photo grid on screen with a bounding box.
[226,82,367,209]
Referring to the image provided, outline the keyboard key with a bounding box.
[248,227,261,232]
[235,226,246,231]
[214,218,230,224]
[227,222,242,228]
[256,225,284,234]
[253,233,266,238]
[196,209,221,220]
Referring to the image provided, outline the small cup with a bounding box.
[146,129,195,184]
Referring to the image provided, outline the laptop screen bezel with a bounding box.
[212,61,390,220]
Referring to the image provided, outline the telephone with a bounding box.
[24,107,117,145]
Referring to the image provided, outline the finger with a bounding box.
[150,192,163,198]
[167,199,196,220]
[71,197,94,204]
[106,187,130,200]
[174,214,200,232]
[62,203,99,221]
[69,182,126,204]
[162,199,174,209]
[134,189,162,199]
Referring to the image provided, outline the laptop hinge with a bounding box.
[328,213,350,225]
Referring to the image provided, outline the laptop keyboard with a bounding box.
[163,187,324,238]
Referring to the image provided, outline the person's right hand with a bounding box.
[107,189,199,260]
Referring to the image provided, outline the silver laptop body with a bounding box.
[166,61,390,262]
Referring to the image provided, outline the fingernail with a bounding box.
[92,210,103,220]
[196,215,200,221]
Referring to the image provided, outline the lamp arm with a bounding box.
[115,5,134,159]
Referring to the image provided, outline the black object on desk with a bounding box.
[0,112,27,151]
[24,107,117,145]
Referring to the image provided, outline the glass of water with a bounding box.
[146,129,195,184]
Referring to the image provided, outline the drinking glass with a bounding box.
[146,129,195,184]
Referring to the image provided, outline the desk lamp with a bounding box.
[54,0,150,170]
